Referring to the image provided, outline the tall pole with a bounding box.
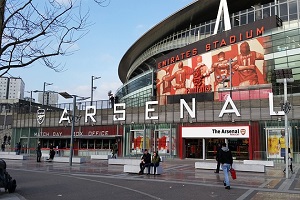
[284,78,289,179]
[91,76,94,106]
[43,82,46,106]
[69,95,76,166]
[90,76,100,106]
[30,91,32,112]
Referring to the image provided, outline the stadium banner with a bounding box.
[156,16,278,105]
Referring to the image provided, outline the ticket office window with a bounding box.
[206,139,225,159]
[228,139,249,160]
[185,139,203,159]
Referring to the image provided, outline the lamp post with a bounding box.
[275,68,293,179]
[59,92,90,166]
[43,82,53,106]
[91,76,101,106]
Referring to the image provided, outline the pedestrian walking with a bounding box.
[111,142,118,159]
[1,142,5,152]
[7,135,11,145]
[49,148,55,161]
[214,143,221,173]
[16,142,21,155]
[283,148,294,174]
[3,135,7,144]
[218,143,233,190]
[36,143,42,162]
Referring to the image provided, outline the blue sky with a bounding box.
[10,0,195,103]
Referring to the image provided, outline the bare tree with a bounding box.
[0,0,110,77]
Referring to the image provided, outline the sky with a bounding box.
[9,0,195,103]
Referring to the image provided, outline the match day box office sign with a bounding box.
[33,125,121,138]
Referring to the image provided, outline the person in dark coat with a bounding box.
[1,142,5,152]
[49,149,55,161]
[214,143,221,173]
[149,151,161,175]
[139,149,151,175]
[16,142,21,155]
[36,143,42,162]
[111,142,118,159]
[218,143,233,190]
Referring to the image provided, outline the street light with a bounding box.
[91,76,101,106]
[59,92,90,166]
[43,82,53,106]
[275,68,294,179]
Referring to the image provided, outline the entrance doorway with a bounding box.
[206,139,225,159]
[228,138,249,160]
[185,139,202,159]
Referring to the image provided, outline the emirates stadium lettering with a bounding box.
[157,26,264,69]
[205,27,264,51]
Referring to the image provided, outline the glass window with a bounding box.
[263,7,270,18]
[279,2,288,17]
[205,24,210,34]
[95,139,102,149]
[288,54,300,62]
[248,11,254,23]
[289,60,299,68]
[80,139,87,149]
[103,140,109,149]
[289,1,298,15]
[274,57,287,64]
[289,0,298,20]
[88,140,94,149]
[241,14,247,25]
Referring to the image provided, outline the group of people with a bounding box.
[36,143,56,162]
[3,135,11,145]
[1,135,12,152]
[138,149,161,175]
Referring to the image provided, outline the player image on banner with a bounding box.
[156,55,213,105]
[156,60,194,105]
[266,128,293,159]
[232,40,265,86]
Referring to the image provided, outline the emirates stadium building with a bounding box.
[11,0,300,162]
[114,0,300,160]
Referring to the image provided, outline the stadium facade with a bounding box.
[11,0,300,162]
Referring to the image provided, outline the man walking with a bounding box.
[218,143,233,190]
[214,143,221,173]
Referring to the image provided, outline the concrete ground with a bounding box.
[1,157,299,200]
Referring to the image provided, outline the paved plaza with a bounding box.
[0,158,299,200]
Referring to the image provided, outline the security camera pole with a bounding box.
[91,76,101,106]
[275,69,293,179]
[59,92,90,166]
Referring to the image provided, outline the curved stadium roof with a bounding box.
[118,0,273,83]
